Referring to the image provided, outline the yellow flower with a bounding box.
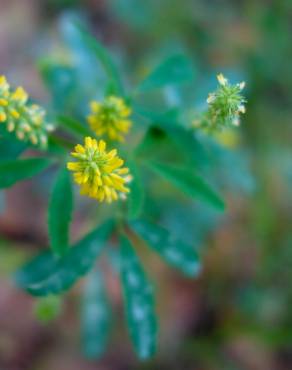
[0,75,53,147]
[67,137,131,203]
[87,96,132,142]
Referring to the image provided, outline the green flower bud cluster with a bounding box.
[193,74,246,132]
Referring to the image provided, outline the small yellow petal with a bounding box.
[11,87,28,103]
[0,112,6,122]
[10,109,20,119]
[67,162,80,171]
[90,101,101,113]
[85,136,93,148]
[0,75,7,86]
[74,144,85,154]
[0,98,8,106]
[98,140,106,152]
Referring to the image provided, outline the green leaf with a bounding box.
[147,161,225,211]
[15,251,59,288]
[48,168,73,257]
[131,220,201,277]
[16,221,114,296]
[81,270,111,359]
[135,123,207,168]
[39,60,78,112]
[57,115,93,139]
[132,108,208,169]
[133,104,179,125]
[127,160,144,220]
[47,134,72,154]
[0,130,27,160]
[137,54,194,92]
[158,122,209,169]
[135,126,180,163]
[120,235,157,359]
[0,158,52,188]
[76,25,123,95]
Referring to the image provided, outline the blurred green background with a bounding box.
[0,0,292,369]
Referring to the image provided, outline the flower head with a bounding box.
[87,96,132,142]
[205,73,246,130]
[67,137,131,202]
[0,75,53,147]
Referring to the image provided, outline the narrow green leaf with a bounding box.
[16,221,114,296]
[0,158,52,188]
[81,270,111,359]
[148,161,225,211]
[135,126,177,162]
[47,134,72,153]
[133,104,179,125]
[57,115,93,139]
[48,168,73,257]
[15,251,59,288]
[39,60,78,112]
[76,25,123,95]
[158,122,209,168]
[132,107,207,166]
[135,123,207,168]
[131,220,201,277]
[120,235,157,359]
[127,160,144,220]
[137,54,194,92]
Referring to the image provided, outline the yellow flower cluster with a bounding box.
[87,96,132,142]
[0,75,53,147]
[67,137,131,203]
